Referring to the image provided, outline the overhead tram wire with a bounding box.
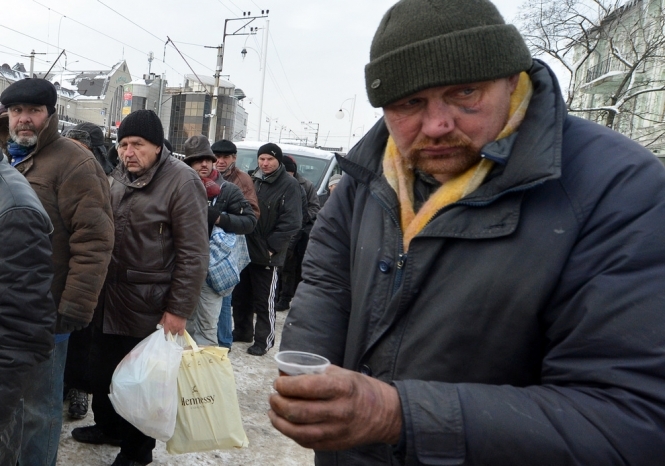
[96,0,215,74]
[27,0,187,80]
[216,0,244,16]
[0,23,146,81]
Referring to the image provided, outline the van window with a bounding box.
[235,149,331,190]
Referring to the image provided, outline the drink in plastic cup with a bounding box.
[275,351,330,376]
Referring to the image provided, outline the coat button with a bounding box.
[378,260,391,273]
[360,365,372,376]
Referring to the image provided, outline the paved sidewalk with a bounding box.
[57,310,314,465]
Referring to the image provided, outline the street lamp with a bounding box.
[241,41,269,140]
[336,94,356,152]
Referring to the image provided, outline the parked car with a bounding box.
[234,141,342,206]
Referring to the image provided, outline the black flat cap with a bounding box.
[0,78,57,108]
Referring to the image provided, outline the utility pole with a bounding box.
[257,19,269,141]
[205,10,269,143]
[302,121,320,147]
[22,49,46,78]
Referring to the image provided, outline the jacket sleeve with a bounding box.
[304,180,320,222]
[216,181,257,235]
[166,178,209,319]
[281,175,352,365]
[57,157,114,325]
[237,170,260,220]
[266,178,303,255]
[0,206,55,424]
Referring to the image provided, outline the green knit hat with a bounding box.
[365,0,532,108]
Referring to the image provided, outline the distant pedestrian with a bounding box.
[182,135,256,347]
[0,78,114,466]
[71,110,208,466]
[275,156,318,312]
[211,138,261,347]
[232,143,302,356]
[327,173,342,193]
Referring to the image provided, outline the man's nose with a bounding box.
[422,101,455,139]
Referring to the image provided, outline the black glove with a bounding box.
[59,315,88,333]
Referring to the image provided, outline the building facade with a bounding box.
[571,0,665,154]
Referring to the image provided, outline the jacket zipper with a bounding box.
[370,192,407,298]
[159,222,165,266]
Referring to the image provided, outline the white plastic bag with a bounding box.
[109,328,183,441]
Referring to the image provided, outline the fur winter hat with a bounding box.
[257,143,283,164]
[117,110,164,147]
[183,134,216,165]
[365,0,532,107]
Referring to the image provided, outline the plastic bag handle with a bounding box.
[181,330,201,353]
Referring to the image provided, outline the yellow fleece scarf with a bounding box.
[383,72,533,251]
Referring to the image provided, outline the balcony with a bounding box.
[581,57,628,94]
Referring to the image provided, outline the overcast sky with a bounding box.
[0,0,523,151]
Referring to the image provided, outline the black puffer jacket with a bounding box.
[0,156,54,460]
[207,180,256,237]
[283,60,665,465]
[248,164,302,267]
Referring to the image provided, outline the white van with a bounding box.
[234,141,342,205]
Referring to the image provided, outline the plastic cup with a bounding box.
[274,351,330,376]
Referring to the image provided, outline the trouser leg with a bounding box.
[187,282,224,346]
[278,248,298,302]
[217,295,234,348]
[252,265,278,351]
[64,325,93,393]
[19,338,67,466]
[232,266,254,339]
[92,332,155,463]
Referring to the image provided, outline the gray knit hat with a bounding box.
[365,0,532,107]
[183,134,216,166]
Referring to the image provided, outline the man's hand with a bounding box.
[59,315,88,333]
[159,311,187,336]
[268,365,402,451]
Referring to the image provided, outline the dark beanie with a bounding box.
[365,0,532,107]
[211,139,237,155]
[72,122,104,147]
[117,110,164,147]
[283,155,297,173]
[257,143,283,164]
[0,78,57,115]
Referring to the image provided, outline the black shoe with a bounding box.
[247,344,267,356]
[67,388,89,419]
[71,425,122,447]
[275,299,291,312]
[111,452,149,466]
[232,331,253,343]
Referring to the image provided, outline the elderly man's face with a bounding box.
[258,154,280,175]
[190,158,214,179]
[8,104,49,147]
[118,136,161,176]
[215,153,236,172]
[383,75,519,184]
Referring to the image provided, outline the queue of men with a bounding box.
[5,0,665,463]
[0,76,305,464]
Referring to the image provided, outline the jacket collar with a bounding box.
[252,163,285,184]
[339,59,565,210]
